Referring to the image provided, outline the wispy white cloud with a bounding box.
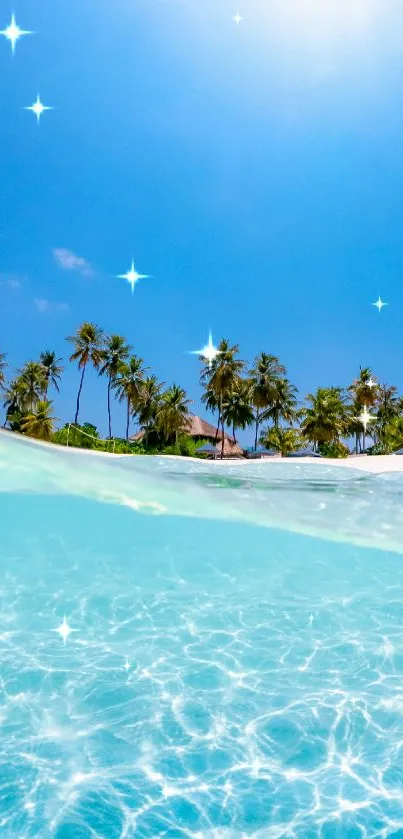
[0,274,23,288]
[53,248,94,278]
[34,299,70,314]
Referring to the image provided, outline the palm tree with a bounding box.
[3,378,27,428]
[40,350,63,397]
[201,384,221,442]
[202,339,244,458]
[0,352,7,391]
[112,355,148,440]
[67,322,104,424]
[300,387,347,451]
[222,378,254,443]
[17,361,47,412]
[99,334,131,438]
[248,353,286,450]
[156,385,193,444]
[21,400,58,441]
[265,377,298,428]
[136,375,165,446]
[349,367,378,408]
[346,398,366,454]
[260,426,303,457]
[348,368,378,453]
[381,415,403,453]
[376,384,400,448]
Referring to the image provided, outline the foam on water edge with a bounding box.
[1,433,403,837]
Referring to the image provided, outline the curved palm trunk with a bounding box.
[74,364,86,424]
[126,398,130,441]
[143,407,151,448]
[107,376,112,439]
[214,412,221,444]
[232,423,236,444]
[254,411,260,451]
[221,415,225,459]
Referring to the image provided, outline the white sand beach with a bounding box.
[2,430,403,473]
[187,454,403,473]
[244,455,403,473]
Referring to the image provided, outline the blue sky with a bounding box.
[1,0,403,438]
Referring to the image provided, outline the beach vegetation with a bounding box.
[39,351,63,398]
[2,328,403,458]
[200,340,244,458]
[112,355,148,440]
[260,426,303,457]
[20,400,58,441]
[99,334,131,439]
[67,322,104,424]
[0,352,8,391]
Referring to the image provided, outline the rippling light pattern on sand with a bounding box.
[2,433,403,836]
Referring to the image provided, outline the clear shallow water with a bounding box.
[2,436,403,836]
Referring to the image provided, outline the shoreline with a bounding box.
[163,453,403,473]
[1,429,403,474]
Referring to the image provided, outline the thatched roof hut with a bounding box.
[131,414,245,458]
[132,414,226,444]
[215,438,244,458]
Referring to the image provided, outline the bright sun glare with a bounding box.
[270,0,382,46]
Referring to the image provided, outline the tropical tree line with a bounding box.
[1,324,403,457]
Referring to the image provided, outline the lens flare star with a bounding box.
[233,12,243,25]
[117,260,149,294]
[1,14,33,55]
[25,95,52,123]
[373,296,387,313]
[356,404,376,434]
[53,616,76,645]
[190,332,220,368]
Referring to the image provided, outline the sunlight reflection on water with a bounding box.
[1,435,403,836]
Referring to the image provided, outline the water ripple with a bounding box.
[1,435,403,835]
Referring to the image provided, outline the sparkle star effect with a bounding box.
[373,296,387,313]
[25,95,52,123]
[233,12,243,25]
[190,332,220,368]
[1,14,33,55]
[117,260,149,294]
[53,616,76,645]
[356,404,376,434]
[366,378,377,389]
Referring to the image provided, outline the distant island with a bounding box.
[1,321,402,459]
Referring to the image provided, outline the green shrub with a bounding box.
[318,440,349,458]
[179,435,205,457]
[162,443,181,456]
[52,422,99,449]
[6,409,24,433]
[367,442,393,455]
[159,436,209,457]
[50,425,207,457]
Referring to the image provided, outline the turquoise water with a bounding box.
[1,435,403,836]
